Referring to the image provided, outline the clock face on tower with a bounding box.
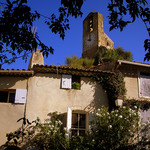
[85,32,96,48]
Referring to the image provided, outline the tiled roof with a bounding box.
[0,69,34,76]
[33,64,114,76]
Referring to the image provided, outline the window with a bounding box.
[88,16,93,32]
[139,72,150,97]
[61,75,81,90]
[71,113,86,136]
[0,90,15,103]
[67,108,87,137]
[0,89,27,103]
[72,75,81,90]
[62,75,72,89]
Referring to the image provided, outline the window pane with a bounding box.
[71,129,78,136]
[79,130,86,136]
[72,113,78,128]
[9,93,15,103]
[79,114,86,129]
[0,91,8,102]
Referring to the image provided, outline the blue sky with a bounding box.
[2,0,149,69]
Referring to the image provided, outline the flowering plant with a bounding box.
[90,105,140,149]
[32,112,68,150]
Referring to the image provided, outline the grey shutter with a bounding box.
[62,75,72,89]
[15,89,27,103]
[140,75,150,97]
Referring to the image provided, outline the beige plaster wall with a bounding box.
[0,77,27,145]
[26,73,108,122]
[124,76,139,99]
[0,76,27,89]
[0,74,108,145]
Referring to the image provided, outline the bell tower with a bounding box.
[82,12,114,59]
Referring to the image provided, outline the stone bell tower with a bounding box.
[82,12,114,59]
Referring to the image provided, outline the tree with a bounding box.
[66,47,132,68]
[94,46,133,65]
[0,0,84,67]
[108,0,150,61]
[0,0,150,67]
[66,55,94,69]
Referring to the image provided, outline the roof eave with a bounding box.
[117,60,150,68]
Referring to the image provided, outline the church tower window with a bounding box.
[89,17,93,32]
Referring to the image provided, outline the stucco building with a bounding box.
[0,12,150,146]
[0,55,110,144]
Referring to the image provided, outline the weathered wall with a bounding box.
[82,12,114,58]
[0,74,108,145]
[26,73,108,122]
[0,77,27,145]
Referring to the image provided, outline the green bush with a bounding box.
[33,112,69,150]
[90,105,140,150]
[1,107,149,150]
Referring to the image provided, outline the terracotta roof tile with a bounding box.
[0,69,34,77]
[33,64,114,76]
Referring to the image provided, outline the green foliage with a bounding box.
[91,105,140,150]
[66,55,94,69]
[0,0,150,65]
[124,99,150,111]
[0,117,39,149]
[33,112,68,150]
[0,0,84,66]
[94,46,133,65]
[69,135,94,150]
[66,48,132,69]
[1,109,149,150]
[108,0,150,61]
[72,82,80,90]
[93,72,126,109]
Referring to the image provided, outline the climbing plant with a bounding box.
[93,72,126,109]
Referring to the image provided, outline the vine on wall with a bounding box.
[93,72,126,109]
[93,72,150,110]
[124,99,150,111]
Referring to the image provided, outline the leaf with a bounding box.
[6,0,11,5]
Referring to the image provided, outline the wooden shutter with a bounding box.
[67,107,72,135]
[15,89,27,103]
[62,75,72,89]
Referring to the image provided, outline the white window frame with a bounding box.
[66,108,88,137]
[61,74,81,90]
[0,89,27,103]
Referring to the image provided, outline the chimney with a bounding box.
[28,49,44,69]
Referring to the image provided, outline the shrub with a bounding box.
[33,112,68,150]
[90,105,140,150]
